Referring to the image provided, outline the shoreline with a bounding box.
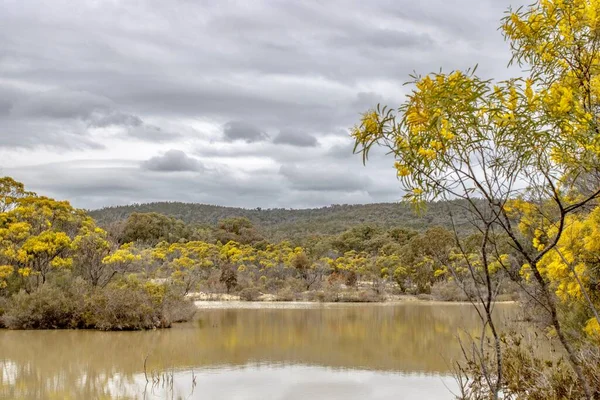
[193,296,518,309]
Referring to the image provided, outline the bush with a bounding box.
[307,291,327,302]
[163,292,197,323]
[85,286,162,330]
[1,277,195,330]
[345,271,357,287]
[416,293,434,301]
[275,287,295,301]
[0,297,7,328]
[239,287,261,301]
[339,289,382,303]
[431,281,470,302]
[2,283,85,329]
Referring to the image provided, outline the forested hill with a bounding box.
[89,200,478,240]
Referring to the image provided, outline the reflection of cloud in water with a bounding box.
[122,365,457,400]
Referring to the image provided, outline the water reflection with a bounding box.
[132,365,458,400]
[0,303,517,399]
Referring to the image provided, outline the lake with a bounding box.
[0,302,518,400]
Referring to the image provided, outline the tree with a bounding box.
[19,230,72,284]
[533,207,600,339]
[120,212,190,245]
[155,241,219,295]
[291,251,325,290]
[0,177,33,213]
[215,217,263,245]
[219,263,237,294]
[352,0,600,397]
[100,243,141,283]
[0,182,87,287]
[71,227,113,287]
[400,227,455,293]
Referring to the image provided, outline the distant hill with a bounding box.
[89,200,478,240]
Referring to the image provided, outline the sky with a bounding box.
[0,0,527,210]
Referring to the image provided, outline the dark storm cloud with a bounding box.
[141,149,203,172]
[223,121,269,143]
[273,129,318,147]
[0,0,529,208]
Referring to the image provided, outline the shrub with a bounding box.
[307,291,327,302]
[345,271,358,287]
[275,287,295,301]
[239,287,261,301]
[431,281,470,302]
[339,290,382,303]
[1,277,195,330]
[0,297,7,328]
[2,283,85,329]
[219,264,237,293]
[84,285,161,330]
[416,293,434,301]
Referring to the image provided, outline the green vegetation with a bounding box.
[0,177,195,330]
[0,176,517,333]
[89,199,480,241]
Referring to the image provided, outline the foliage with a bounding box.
[1,276,195,330]
[351,0,600,397]
[239,287,261,301]
[89,199,482,241]
[219,264,238,294]
[0,178,195,331]
[119,212,192,245]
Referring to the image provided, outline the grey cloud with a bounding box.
[0,0,530,207]
[0,118,105,149]
[128,124,180,141]
[4,153,399,209]
[141,149,203,172]
[0,99,12,116]
[0,86,178,148]
[1,0,523,125]
[195,141,323,164]
[89,111,143,128]
[11,89,111,120]
[279,163,370,192]
[223,121,269,143]
[327,142,356,159]
[273,129,317,147]
[353,92,386,110]
[331,28,435,50]
[5,160,284,209]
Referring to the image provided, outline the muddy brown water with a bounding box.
[0,302,520,400]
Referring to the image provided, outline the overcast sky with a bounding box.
[0,0,527,210]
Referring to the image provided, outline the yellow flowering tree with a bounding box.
[71,226,113,287]
[156,241,219,294]
[101,242,142,281]
[0,178,89,287]
[352,1,600,397]
[533,207,600,340]
[0,177,34,213]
